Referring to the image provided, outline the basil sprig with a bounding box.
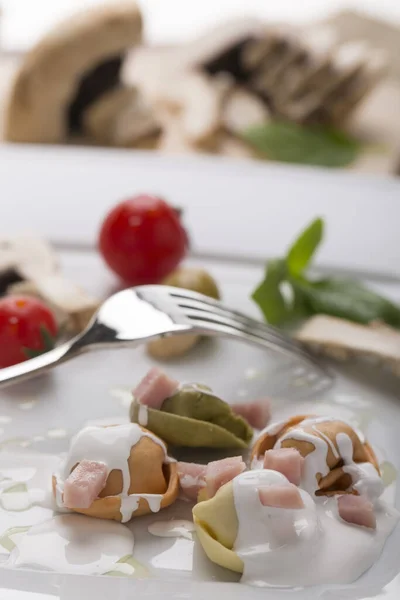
[252,218,400,328]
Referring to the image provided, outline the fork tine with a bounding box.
[139,285,332,383]
[187,314,331,379]
[176,298,302,351]
[183,306,307,357]
[168,288,299,347]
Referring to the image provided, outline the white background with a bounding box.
[1,0,400,51]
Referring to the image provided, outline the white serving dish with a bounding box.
[0,147,399,600]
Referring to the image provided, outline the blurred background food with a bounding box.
[0,0,399,173]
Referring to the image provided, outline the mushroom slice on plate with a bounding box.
[4,2,142,143]
[295,315,400,376]
[31,275,100,333]
[7,280,69,330]
[83,86,160,146]
[9,275,99,334]
[0,235,58,294]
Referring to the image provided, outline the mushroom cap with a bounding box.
[53,426,179,521]
[5,2,142,143]
[83,86,160,146]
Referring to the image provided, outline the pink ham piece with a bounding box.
[133,367,179,409]
[177,462,207,500]
[63,460,108,509]
[232,399,271,430]
[337,494,376,529]
[258,484,305,509]
[263,448,304,485]
[205,456,246,498]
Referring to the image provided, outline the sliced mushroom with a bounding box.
[9,275,100,333]
[217,133,256,159]
[181,74,227,144]
[83,86,160,146]
[276,28,337,102]
[326,50,387,123]
[160,71,229,145]
[4,2,142,143]
[190,19,387,127]
[188,19,267,77]
[7,280,69,330]
[295,315,400,376]
[156,108,199,154]
[222,87,270,135]
[242,33,283,71]
[155,71,233,148]
[0,235,58,294]
[34,275,100,333]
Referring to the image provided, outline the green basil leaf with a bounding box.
[242,122,362,168]
[252,259,288,325]
[292,285,313,322]
[286,218,324,277]
[292,278,400,327]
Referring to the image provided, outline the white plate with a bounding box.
[0,150,399,600]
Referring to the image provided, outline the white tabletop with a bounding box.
[1,144,400,279]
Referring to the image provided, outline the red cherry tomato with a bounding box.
[98,195,189,285]
[0,296,58,368]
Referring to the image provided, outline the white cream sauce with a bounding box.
[138,405,148,427]
[276,424,331,495]
[273,417,381,498]
[148,519,195,540]
[0,453,60,514]
[47,428,67,440]
[336,432,384,501]
[257,419,287,439]
[233,470,399,588]
[9,514,134,575]
[55,424,169,522]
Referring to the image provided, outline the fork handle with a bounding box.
[0,337,82,389]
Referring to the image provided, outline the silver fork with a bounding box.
[0,285,333,393]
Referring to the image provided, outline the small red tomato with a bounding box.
[0,296,58,368]
[98,195,189,285]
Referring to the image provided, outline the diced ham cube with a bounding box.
[63,460,108,509]
[258,484,305,509]
[263,448,304,485]
[177,462,207,501]
[133,367,179,409]
[232,399,271,430]
[337,494,376,529]
[205,456,246,498]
